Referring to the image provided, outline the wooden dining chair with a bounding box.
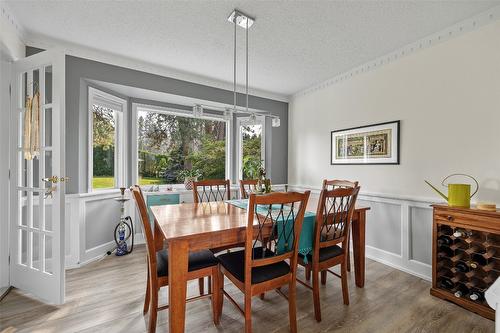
[239,179,258,199]
[216,191,311,333]
[130,185,221,333]
[297,186,360,322]
[193,179,231,203]
[192,179,234,293]
[321,179,359,275]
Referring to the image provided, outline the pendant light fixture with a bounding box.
[226,10,280,127]
[193,104,203,117]
[228,9,254,117]
[223,107,233,121]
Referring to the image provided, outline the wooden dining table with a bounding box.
[151,199,370,333]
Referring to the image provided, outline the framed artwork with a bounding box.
[330,120,400,165]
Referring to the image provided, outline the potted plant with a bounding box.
[178,169,201,190]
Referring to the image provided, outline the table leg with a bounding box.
[169,239,189,333]
[351,211,366,288]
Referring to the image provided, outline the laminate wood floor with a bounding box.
[0,245,494,333]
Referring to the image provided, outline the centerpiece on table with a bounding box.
[178,169,201,190]
[256,166,272,194]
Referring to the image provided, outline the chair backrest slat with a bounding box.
[245,191,310,284]
[314,186,360,254]
[193,179,231,203]
[130,185,157,266]
[322,179,359,190]
[239,179,258,199]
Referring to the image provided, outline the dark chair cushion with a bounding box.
[218,247,290,284]
[156,249,218,277]
[299,245,343,262]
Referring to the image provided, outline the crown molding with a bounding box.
[291,5,500,100]
[0,2,26,60]
[23,33,289,103]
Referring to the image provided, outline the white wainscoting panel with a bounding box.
[291,185,434,281]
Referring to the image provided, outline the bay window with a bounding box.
[132,104,229,185]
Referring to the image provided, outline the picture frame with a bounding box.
[330,120,400,165]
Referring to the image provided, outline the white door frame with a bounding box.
[9,50,66,304]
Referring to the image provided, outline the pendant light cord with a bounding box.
[233,19,237,112]
[246,18,249,114]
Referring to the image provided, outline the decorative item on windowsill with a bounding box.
[106,187,134,257]
[178,169,202,190]
[425,173,479,208]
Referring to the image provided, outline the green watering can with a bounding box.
[425,174,479,208]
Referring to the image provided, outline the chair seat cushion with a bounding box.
[156,249,218,277]
[218,247,290,284]
[299,245,343,262]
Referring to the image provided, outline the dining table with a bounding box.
[150,197,370,333]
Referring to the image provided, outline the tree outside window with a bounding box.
[137,110,226,185]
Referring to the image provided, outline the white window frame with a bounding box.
[236,115,266,181]
[131,103,232,186]
[88,87,127,192]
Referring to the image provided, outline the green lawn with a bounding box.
[92,176,114,189]
[139,177,167,185]
[92,176,167,189]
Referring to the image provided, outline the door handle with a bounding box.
[42,176,59,183]
[42,176,70,183]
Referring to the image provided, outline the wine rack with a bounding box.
[431,204,500,320]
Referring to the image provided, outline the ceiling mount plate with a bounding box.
[227,9,255,29]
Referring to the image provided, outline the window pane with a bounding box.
[137,110,226,185]
[92,104,116,189]
[241,124,262,180]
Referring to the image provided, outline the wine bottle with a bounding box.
[454,261,470,273]
[437,246,454,258]
[479,248,496,260]
[453,229,472,238]
[469,288,485,302]
[439,225,453,236]
[439,277,455,290]
[437,235,453,247]
[437,258,453,269]
[454,283,470,298]
[471,253,488,266]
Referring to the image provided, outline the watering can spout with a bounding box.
[425,180,448,201]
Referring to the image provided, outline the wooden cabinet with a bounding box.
[431,204,500,320]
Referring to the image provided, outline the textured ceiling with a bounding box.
[5,0,500,97]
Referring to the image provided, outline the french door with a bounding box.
[9,50,66,304]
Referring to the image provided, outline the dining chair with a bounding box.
[192,179,233,293]
[297,186,360,322]
[216,191,311,333]
[239,179,258,199]
[316,179,359,277]
[193,179,231,203]
[130,185,220,333]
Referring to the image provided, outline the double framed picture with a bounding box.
[330,120,400,165]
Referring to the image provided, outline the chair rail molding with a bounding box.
[289,185,435,281]
[292,5,500,99]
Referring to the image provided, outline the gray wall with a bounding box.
[27,47,288,193]
[61,54,287,193]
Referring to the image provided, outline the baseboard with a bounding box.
[365,246,431,281]
[0,286,12,302]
